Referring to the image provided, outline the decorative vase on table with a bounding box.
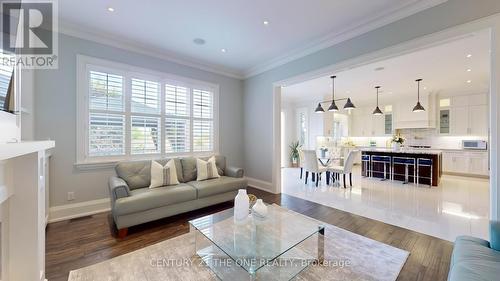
[252,199,268,219]
[234,189,250,223]
[392,142,401,151]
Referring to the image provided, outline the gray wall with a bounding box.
[35,34,244,207]
[243,0,500,184]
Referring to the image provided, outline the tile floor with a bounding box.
[281,166,490,242]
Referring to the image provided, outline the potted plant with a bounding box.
[289,141,301,167]
[391,134,405,150]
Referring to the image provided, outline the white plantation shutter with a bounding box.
[88,113,125,156]
[0,64,13,110]
[131,78,160,114]
[193,89,214,152]
[165,84,189,116]
[165,118,190,153]
[89,71,124,111]
[81,59,217,162]
[131,116,160,154]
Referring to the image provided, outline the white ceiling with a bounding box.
[58,0,445,78]
[282,29,490,106]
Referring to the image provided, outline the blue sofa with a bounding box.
[448,221,500,280]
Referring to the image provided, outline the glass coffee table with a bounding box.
[189,204,325,281]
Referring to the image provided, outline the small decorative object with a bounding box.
[234,189,249,223]
[319,147,328,158]
[248,194,257,207]
[289,141,301,167]
[391,134,405,150]
[251,199,268,219]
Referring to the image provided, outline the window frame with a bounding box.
[76,55,219,165]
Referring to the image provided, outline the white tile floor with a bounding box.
[281,166,490,242]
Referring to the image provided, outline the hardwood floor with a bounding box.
[46,187,453,281]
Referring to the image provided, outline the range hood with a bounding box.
[394,93,436,129]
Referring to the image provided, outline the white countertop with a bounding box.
[0,141,55,160]
[360,147,443,155]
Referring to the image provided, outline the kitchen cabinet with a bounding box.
[442,151,489,176]
[349,107,385,137]
[443,94,488,136]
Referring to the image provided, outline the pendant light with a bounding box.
[315,102,325,113]
[328,76,339,112]
[412,78,425,112]
[372,86,383,115]
[344,98,355,110]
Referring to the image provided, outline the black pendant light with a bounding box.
[344,98,355,110]
[372,86,383,115]
[328,76,339,111]
[412,78,425,112]
[315,102,325,113]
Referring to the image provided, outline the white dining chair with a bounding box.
[328,150,360,188]
[299,148,305,179]
[302,150,329,187]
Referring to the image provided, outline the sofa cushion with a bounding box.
[187,176,247,198]
[113,183,196,215]
[181,156,226,182]
[451,236,499,265]
[448,260,500,281]
[116,158,183,189]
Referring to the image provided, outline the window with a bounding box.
[77,56,219,163]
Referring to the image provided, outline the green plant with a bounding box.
[289,141,301,163]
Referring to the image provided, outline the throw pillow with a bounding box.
[196,156,220,181]
[149,160,180,188]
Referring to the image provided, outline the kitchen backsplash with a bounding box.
[327,128,488,150]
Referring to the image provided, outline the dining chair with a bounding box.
[298,148,305,179]
[328,150,360,188]
[302,150,329,187]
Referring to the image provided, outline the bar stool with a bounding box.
[371,155,391,181]
[417,158,433,186]
[392,157,416,184]
[361,154,371,177]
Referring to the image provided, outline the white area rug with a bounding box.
[68,210,409,281]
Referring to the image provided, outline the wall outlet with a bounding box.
[67,192,75,201]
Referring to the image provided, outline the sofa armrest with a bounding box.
[108,176,131,201]
[490,220,500,251]
[225,166,244,178]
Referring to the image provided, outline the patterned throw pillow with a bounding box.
[149,160,180,188]
[196,156,221,181]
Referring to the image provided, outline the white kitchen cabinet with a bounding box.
[442,151,489,176]
[371,114,385,136]
[450,106,469,135]
[469,105,488,136]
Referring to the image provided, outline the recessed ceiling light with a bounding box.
[467,68,472,72]
[221,48,227,53]
[466,54,472,58]
[467,80,472,83]
[263,20,269,25]
[107,7,115,12]
[193,38,206,45]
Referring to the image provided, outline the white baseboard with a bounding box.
[48,198,111,223]
[246,177,279,194]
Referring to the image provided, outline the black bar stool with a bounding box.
[392,157,416,184]
[371,155,391,181]
[417,158,433,186]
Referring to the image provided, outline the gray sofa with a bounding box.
[108,156,246,237]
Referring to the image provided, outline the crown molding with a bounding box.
[58,21,245,80]
[243,0,448,78]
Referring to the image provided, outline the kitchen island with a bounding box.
[361,148,442,186]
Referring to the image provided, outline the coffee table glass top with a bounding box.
[189,204,324,273]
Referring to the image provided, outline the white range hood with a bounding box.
[394,93,436,129]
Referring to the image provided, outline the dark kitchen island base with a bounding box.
[361,149,442,186]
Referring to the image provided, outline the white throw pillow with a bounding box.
[196,156,221,181]
[149,160,180,188]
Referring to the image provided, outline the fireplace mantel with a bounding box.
[0,140,55,281]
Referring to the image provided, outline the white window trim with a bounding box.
[76,55,220,167]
